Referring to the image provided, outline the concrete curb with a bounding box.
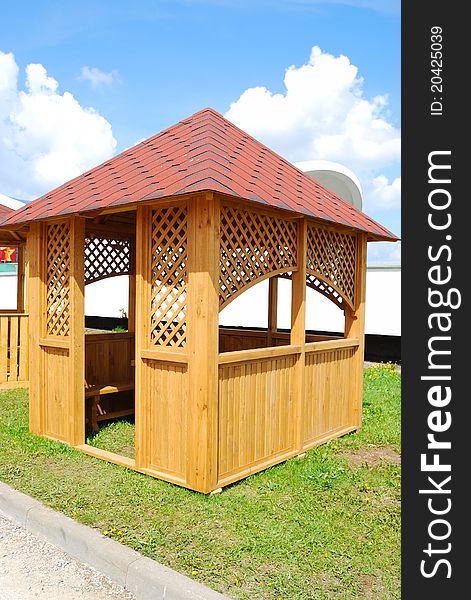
[0,482,228,600]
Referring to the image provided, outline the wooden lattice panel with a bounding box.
[150,206,187,347]
[84,236,131,285]
[46,222,71,336]
[219,205,297,308]
[306,224,356,309]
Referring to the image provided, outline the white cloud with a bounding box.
[363,175,401,211]
[226,46,400,173]
[0,51,117,199]
[26,63,58,94]
[79,66,120,88]
[226,45,401,238]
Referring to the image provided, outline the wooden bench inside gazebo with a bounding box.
[0,108,397,493]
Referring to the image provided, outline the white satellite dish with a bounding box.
[295,160,363,211]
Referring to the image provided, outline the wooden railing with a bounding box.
[219,326,338,353]
[0,322,137,390]
[216,337,359,487]
[303,338,359,449]
[85,332,135,386]
[0,313,29,388]
[218,345,299,486]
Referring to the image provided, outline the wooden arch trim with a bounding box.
[218,266,296,312]
[83,271,130,286]
[84,233,134,286]
[306,269,355,312]
[278,270,355,312]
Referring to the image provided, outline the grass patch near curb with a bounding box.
[0,365,400,599]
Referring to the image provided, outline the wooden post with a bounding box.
[267,277,278,347]
[186,192,220,493]
[69,216,85,446]
[291,218,307,453]
[344,233,367,428]
[27,223,44,435]
[134,206,151,469]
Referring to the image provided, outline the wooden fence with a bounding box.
[0,314,29,388]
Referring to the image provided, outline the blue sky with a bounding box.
[0,0,400,260]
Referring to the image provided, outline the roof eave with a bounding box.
[0,187,399,243]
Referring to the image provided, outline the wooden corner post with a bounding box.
[27,222,44,435]
[186,192,220,493]
[344,232,367,428]
[69,216,85,446]
[291,218,307,453]
[134,205,151,469]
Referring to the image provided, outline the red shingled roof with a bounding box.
[0,108,397,241]
[0,203,14,223]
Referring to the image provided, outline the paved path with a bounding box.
[0,513,136,600]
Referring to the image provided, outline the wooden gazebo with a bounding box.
[0,108,397,493]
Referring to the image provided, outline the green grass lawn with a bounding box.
[0,364,400,599]
[87,418,136,458]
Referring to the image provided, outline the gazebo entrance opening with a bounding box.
[83,212,136,447]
